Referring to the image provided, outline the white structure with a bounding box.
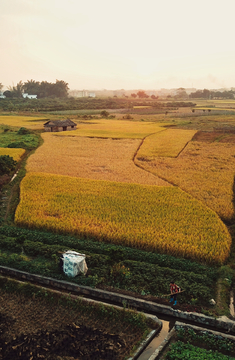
[61,251,88,277]
[23,93,37,99]
[0,92,6,99]
[76,90,96,98]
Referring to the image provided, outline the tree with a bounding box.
[137,91,148,98]
[0,155,17,175]
[53,80,69,98]
[23,79,41,95]
[3,90,12,98]
[100,110,109,118]
[175,88,188,99]
[131,93,137,98]
[8,81,24,98]
[203,89,210,99]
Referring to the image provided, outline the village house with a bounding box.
[23,93,37,99]
[44,119,77,132]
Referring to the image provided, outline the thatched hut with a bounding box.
[44,119,77,132]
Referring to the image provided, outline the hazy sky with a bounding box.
[1,0,235,90]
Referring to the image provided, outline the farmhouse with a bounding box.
[44,119,77,132]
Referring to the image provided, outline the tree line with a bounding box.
[0,96,195,112]
[0,80,69,99]
[189,88,235,99]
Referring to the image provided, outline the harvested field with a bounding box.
[26,133,170,186]
[136,132,235,221]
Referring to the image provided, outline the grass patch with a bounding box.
[0,125,40,150]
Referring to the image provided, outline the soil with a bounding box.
[0,291,145,360]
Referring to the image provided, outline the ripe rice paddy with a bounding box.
[136,132,235,221]
[0,147,25,161]
[26,132,169,186]
[15,172,231,264]
[0,116,229,264]
[137,128,197,158]
[55,119,165,139]
[0,116,47,130]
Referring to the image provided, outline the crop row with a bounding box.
[0,232,216,305]
[166,341,234,360]
[0,226,217,276]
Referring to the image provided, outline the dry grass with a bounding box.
[136,137,235,221]
[137,129,197,158]
[26,133,169,186]
[0,147,25,161]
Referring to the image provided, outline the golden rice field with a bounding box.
[15,172,231,264]
[0,147,25,161]
[55,119,165,139]
[26,132,169,186]
[195,107,235,111]
[133,106,152,109]
[136,138,235,221]
[137,129,197,158]
[0,116,47,130]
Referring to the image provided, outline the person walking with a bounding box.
[169,281,180,305]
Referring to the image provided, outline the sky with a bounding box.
[1,0,235,91]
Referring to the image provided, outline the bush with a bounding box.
[17,127,31,135]
[100,110,110,118]
[0,155,17,175]
[7,142,26,149]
